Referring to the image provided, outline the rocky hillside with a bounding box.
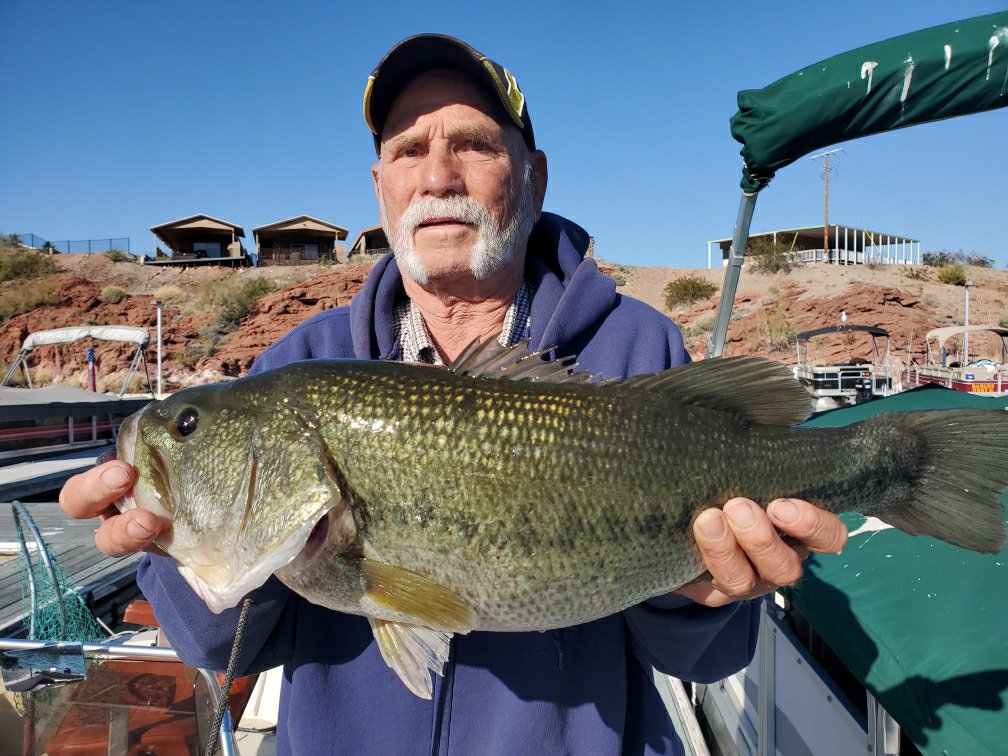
[1,251,1005,393]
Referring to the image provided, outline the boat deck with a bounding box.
[0,500,142,636]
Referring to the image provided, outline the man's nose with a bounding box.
[420,143,465,196]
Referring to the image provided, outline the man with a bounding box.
[61,34,847,754]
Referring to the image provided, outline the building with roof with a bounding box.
[707,224,920,268]
[348,225,390,262]
[254,216,349,266]
[148,214,249,267]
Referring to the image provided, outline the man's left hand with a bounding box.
[676,498,848,607]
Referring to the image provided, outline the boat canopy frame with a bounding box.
[1,326,153,397]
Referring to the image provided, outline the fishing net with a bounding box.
[7,501,107,718]
[11,501,106,643]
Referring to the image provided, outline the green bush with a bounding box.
[923,250,994,268]
[100,286,127,304]
[0,245,56,281]
[204,277,275,329]
[748,239,800,275]
[104,249,132,263]
[999,314,1008,329]
[0,276,61,321]
[937,263,968,286]
[663,274,717,309]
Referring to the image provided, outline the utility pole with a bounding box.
[810,149,843,264]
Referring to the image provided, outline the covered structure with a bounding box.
[707,224,919,268]
[148,214,249,267]
[254,215,349,266]
[348,225,390,261]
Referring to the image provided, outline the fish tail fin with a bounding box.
[870,410,1007,554]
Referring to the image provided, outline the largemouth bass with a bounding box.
[116,341,1008,698]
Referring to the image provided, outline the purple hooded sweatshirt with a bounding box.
[137,213,760,755]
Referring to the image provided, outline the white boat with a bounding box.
[793,325,894,411]
[902,325,1008,396]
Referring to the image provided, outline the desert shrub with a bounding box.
[748,239,800,275]
[0,244,56,281]
[663,274,717,309]
[201,277,274,330]
[104,249,132,263]
[903,266,927,281]
[924,250,994,268]
[1000,314,1008,329]
[682,315,715,338]
[0,276,61,321]
[608,265,630,287]
[922,294,940,309]
[756,304,797,353]
[151,284,188,303]
[937,263,968,286]
[100,286,127,304]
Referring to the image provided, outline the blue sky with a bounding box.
[2,1,1005,268]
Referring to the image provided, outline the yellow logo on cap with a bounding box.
[480,59,525,129]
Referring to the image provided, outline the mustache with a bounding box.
[398,195,497,237]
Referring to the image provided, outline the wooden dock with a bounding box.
[0,501,142,637]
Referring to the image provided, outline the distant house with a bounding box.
[148,214,249,267]
[254,216,349,266]
[348,225,390,262]
[707,224,920,268]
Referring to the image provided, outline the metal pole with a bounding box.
[707,191,758,359]
[964,281,973,364]
[155,300,163,396]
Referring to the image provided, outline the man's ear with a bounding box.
[530,150,548,220]
[371,162,381,200]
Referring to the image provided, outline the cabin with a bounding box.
[347,225,390,262]
[707,224,919,268]
[253,216,349,266]
[148,214,250,267]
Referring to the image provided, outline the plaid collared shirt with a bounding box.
[394,280,534,365]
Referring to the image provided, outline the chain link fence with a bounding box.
[14,233,130,253]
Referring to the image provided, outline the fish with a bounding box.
[115,340,1008,698]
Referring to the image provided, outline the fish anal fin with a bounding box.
[621,356,812,426]
[369,617,452,700]
[360,558,475,633]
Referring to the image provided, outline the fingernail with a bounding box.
[101,465,131,490]
[770,499,799,524]
[127,520,154,540]
[697,511,725,539]
[725,501,756,528]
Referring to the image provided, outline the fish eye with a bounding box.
[173,408,199,439]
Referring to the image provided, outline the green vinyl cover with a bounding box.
[732,12,1008,193]
[785,385,1008,754]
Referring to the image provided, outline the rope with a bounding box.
[205,596,253,756]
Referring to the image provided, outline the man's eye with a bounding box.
[469,141,488,151]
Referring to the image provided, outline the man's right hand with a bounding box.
[60,461,169,557]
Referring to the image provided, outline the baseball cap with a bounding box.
[363,34,536,154]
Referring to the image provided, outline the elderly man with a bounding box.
[61,34,847,755]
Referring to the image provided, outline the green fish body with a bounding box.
[117,342,1008,697]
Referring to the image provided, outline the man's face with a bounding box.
[373,70,546,284]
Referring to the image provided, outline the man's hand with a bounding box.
[677,497,848,607]
[59,461,169,557]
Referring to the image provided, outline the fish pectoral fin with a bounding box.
[359,557,475,633]
[369,617,452,700]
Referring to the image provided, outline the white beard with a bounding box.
[381,163,536,284]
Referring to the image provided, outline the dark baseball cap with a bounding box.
[363,34,536,155]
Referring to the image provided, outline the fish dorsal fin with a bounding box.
[620,356,812,426]
[449,337,600,384]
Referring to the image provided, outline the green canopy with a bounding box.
[784,385,1008,754]
[731,12,1008,193]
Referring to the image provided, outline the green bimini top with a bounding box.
[785,385,1008,754]
[731,12,1008,193]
